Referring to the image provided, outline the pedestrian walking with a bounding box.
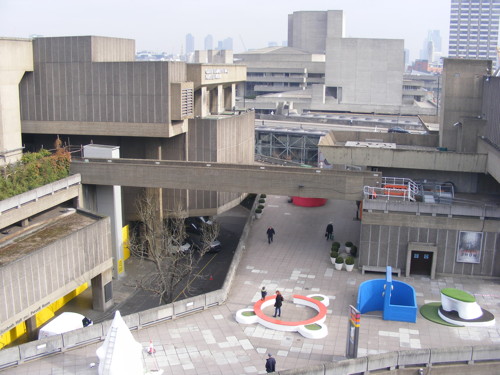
[265,353,276,373]
[261,286,267,301]
[272,290,284,317]
[325,222,334,240]
[266,227,275,244]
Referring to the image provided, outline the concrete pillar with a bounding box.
[196,87,208,117]
[83,145,124,279]
[0,39,34,167]
[211,84,223,114]
[224,84,235,111]
[91,268,114,311]
[25,315,38,340]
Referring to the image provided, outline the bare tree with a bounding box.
[129,191,218,305]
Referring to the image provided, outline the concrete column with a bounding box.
[25,315,38,340]
[83,145,124,279]
[91,268,114,311]
[197,87,208,117]
[96,185,124,278]
[0,39,34,167]
[216,84,224,114]
[224,84,235,111]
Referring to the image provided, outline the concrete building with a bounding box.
[324,37,404,107]
[239,10,435,116]
[448,0,500,69]
[234,46,325,99]
[318,57,500,278]
[288,10,344,53]
[204,34,213,50]
[186,33,194,55]
[17,36,251,220]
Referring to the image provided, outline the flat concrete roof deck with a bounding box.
[0,209,98,266]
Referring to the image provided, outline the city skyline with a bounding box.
[1,0,451,61]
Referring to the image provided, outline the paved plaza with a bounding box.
[3,196,500,374]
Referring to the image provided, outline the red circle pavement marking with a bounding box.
[253,294,327,327]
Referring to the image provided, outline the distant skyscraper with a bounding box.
[217,37,233,51]
[421,30,442,62]
[448,0,500,68]
[204,34,213,50]
[186,33,195,54]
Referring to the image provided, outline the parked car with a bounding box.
[173,238,194,254]
[188,233,222,253]
[185,216,213,235]
[388,126,410,133]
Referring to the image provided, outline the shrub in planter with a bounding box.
[260,194,267,199]
[255,208,262,214]
[257,204,265,210]
[345,256,355,272]
[258,198,266,204]
[334,255,344,270]
[345,241,353,248]
[330,250,339,259]
[350,245,358,257]
[331,242,340,251]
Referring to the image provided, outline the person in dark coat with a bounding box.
[266,227,275,244]
[261,286,267,301]
[325,222,334,240]
[273,290,284,317]
[265,353,276,373]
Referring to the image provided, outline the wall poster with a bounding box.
[456,231,483,264]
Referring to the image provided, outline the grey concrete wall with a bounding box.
[439,59,491,151]
[186,111,254,212]
[19,37,189,138]
[360,211,500,277]
[288,11,328,54]
[326,38,404,106]
[320,146,488,174]
[0,212,113,335]
[482,76,500,149]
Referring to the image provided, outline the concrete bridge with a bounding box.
[70,158,382,201]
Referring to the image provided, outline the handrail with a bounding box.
[0,175,81,215]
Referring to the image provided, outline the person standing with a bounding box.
[261,286,267,301]
[266,227,275,244]
[325,222,334,240]
[273,290,284,317]
[265,353,276,373]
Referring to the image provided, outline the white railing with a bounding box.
[363,176,418,202]
[0,174,81,215]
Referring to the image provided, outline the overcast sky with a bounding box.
[0,0,451,61]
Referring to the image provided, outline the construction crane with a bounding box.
[239,35,247,52]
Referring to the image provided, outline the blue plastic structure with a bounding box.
[356,266,417,323]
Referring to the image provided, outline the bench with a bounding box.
[362,265,401,277]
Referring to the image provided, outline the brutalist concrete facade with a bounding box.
[359,205,500,277]
[0,209,112,336]
[16,35,251,220]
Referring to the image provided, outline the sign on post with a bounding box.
[346,305,360,359]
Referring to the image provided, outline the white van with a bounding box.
[38,312,92,339]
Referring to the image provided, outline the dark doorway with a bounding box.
[410,251,433,276]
